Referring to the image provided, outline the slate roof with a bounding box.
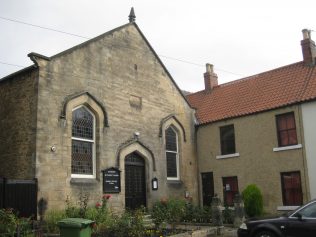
[186,61,316,125]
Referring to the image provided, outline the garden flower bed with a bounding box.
[1,194,236,237]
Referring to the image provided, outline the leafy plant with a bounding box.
[152,200,168,228]
[151,198,186,230]
[44,209,66,233]
[0,208,18,236]
[78,191,89,218]
[90,194,112,232]
[166,198,186,226]
[127,209,145,237]
[65,196,80,218]
[242,184,263,217]
[0,208,32,237]
[182,203,212,223]
[222,206,234,224]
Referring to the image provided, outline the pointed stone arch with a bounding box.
[60,91,109,127]
[116,138,156,171]
[159,114,186,142]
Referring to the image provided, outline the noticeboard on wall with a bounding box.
[102,167,121,193]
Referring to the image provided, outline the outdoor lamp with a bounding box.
[152,177,158,190]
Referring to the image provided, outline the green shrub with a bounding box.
[152,200,168,227]
[0,208,18,236]
[242,184,263,217]
[44,209,66,234]
[128,209,145,237]
[166,198,186,226]
[0,208,32,237]
[151,198,186,229]
[95,209,145,237]
[222,206,234,224]
[182,203,212,223]
[65,196,81,218]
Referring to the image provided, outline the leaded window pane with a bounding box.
[72,107,94,139]
[166,152,177,177]
[125,153,144,165]
[72,140,93,175]
[166,127,177,151]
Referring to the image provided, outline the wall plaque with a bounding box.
[102,167,121,193]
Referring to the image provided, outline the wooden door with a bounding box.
[222,176,238,206]
[201,172,214,206]
[125,153,146,209]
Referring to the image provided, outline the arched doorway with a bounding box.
[125,152,146,209]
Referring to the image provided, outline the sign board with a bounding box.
[102,167,121,193]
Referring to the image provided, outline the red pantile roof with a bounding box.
[186,61,316,125]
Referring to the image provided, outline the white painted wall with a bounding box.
[302,101,316,200]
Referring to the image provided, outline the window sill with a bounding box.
[167,179,182,184]
[277,206,300,211]
[70,178,99,185]
[273,144,302,152]
[167,180,183,188]
[216,153,240,159]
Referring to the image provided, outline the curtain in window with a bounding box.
[282,172,302,206]
[277,113,297,146]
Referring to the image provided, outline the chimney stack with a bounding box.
[204,63,218,91]
[301,29,316,66]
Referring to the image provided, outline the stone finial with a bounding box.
[129,7,136,23]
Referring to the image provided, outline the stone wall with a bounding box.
[33,23,198,211]
[197,105,308,213]
[0,68,38,179]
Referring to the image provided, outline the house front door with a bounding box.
[201,172,214,206]
[125,152,146,209]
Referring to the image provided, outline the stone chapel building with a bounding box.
[0,10,198,211]
[2,9,316,215]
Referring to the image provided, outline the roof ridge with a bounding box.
[186,60,316,125]
[219,61,304,87]
[187,61,305,96]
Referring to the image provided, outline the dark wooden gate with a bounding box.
[0,177,37,218]
[125,153,146,209]
[201,172,214,206]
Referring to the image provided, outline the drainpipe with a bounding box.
[297,105,311,201]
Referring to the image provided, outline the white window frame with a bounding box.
[165,126,180,181]
[71,105,96,179]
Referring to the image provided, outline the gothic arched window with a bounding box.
[165,126,179,180]
[71,106,95,178]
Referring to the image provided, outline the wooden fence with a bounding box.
[0,177,37,218]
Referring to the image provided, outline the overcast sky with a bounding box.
[1,0,316,92]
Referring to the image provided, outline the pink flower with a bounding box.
[95,202,102,208]
[103,194,112,200]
